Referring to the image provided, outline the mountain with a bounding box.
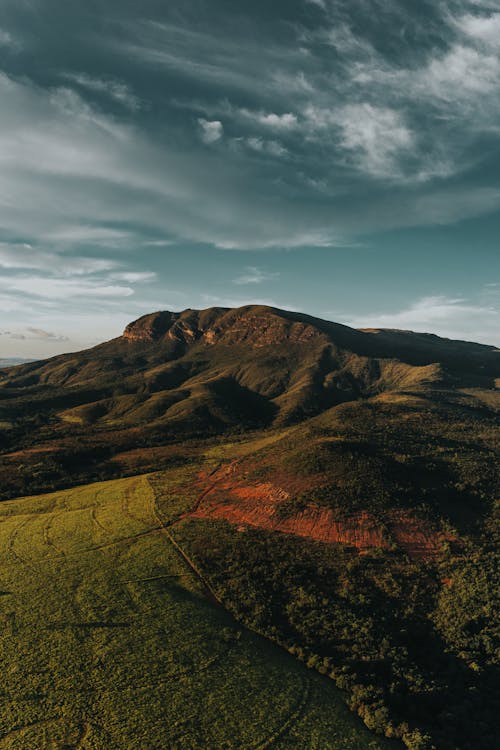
[1,304,497,426]
[0,305,497,508]
[0,305,498,749]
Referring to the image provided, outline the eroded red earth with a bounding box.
[189,463,455,562]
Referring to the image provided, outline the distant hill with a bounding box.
[0,357,36,368]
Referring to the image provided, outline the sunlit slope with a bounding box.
[0,473,391,750]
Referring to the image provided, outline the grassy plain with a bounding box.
[0,470,391,749]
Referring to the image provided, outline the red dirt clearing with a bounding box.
[188,466,454,561]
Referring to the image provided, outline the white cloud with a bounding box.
[232,267,280,285]
[412,187,500,225]
[456,12,500,47]
[255,112,298,129]
[198,118,223,143]
[45,226,133,245]
[305,0,327,9]
[346,295,500,346]
[112,271,157,282]
[1,4,500,257]
[1,277,134,300]
[0,244,118,275]
[143,239,175,247]
[214,230,343,250]
[0,29,15,48]
[25,327,69,341]
[304,104,413,179]
[0,73,329,250]
[424,44,500,99]
[61,72,141,110]
[336,104,413,178]
[245,137,288,158]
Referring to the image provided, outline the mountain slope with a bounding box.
[1,305,498,749]
[0,305,497,505]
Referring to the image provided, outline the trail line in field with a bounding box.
[6,516,32,566]
[148,465,317,750]
[43,511,66,557]
[251,677,311,750]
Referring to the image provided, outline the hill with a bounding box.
[0,305,498,749]
[0,305,497,501]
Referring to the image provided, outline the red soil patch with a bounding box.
[189,465,454,562]
[189,468,389,553]
[191,495,388,552]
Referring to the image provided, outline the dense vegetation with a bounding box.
[174,520,499,750]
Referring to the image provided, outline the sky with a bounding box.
[0,0,499,358]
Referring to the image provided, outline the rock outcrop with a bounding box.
[122,306,324,349]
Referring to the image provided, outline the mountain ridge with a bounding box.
[3,304,498,384]
[0,304,497,507]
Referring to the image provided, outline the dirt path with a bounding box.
[148,482,223,608]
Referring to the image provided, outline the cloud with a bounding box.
[423,44,500,99]
[345,295,500,346]
[112,271,157,282]
[332,104,413,180]
[0,72,348,250]
[254,112,298,129]
[61,72,141,110]
[0,326,69,342]
[113,18,308,100]
[25,327,69,341]
[45,226,133,245]
[455,11,500,47]
[0,29,15,48]
[198,118,224,143]
[0,276,134,300]
[0,244,118,275]
[244,137,288,158]
[1,2,500,256]
[306,0,327,9]
[232,267,280,285]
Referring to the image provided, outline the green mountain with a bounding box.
[0,305,498,749]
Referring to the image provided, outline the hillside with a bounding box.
[0,469,391,749]
[0,305,498,749]
[0,305,497,501]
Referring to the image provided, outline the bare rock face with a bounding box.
[200,312,321,348]
[122,306,324,349]
[122,312,179,342]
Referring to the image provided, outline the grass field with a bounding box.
[0,470,392,749]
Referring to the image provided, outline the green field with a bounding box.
[0,471,391,749]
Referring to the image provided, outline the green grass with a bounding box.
[0,472,391,749]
